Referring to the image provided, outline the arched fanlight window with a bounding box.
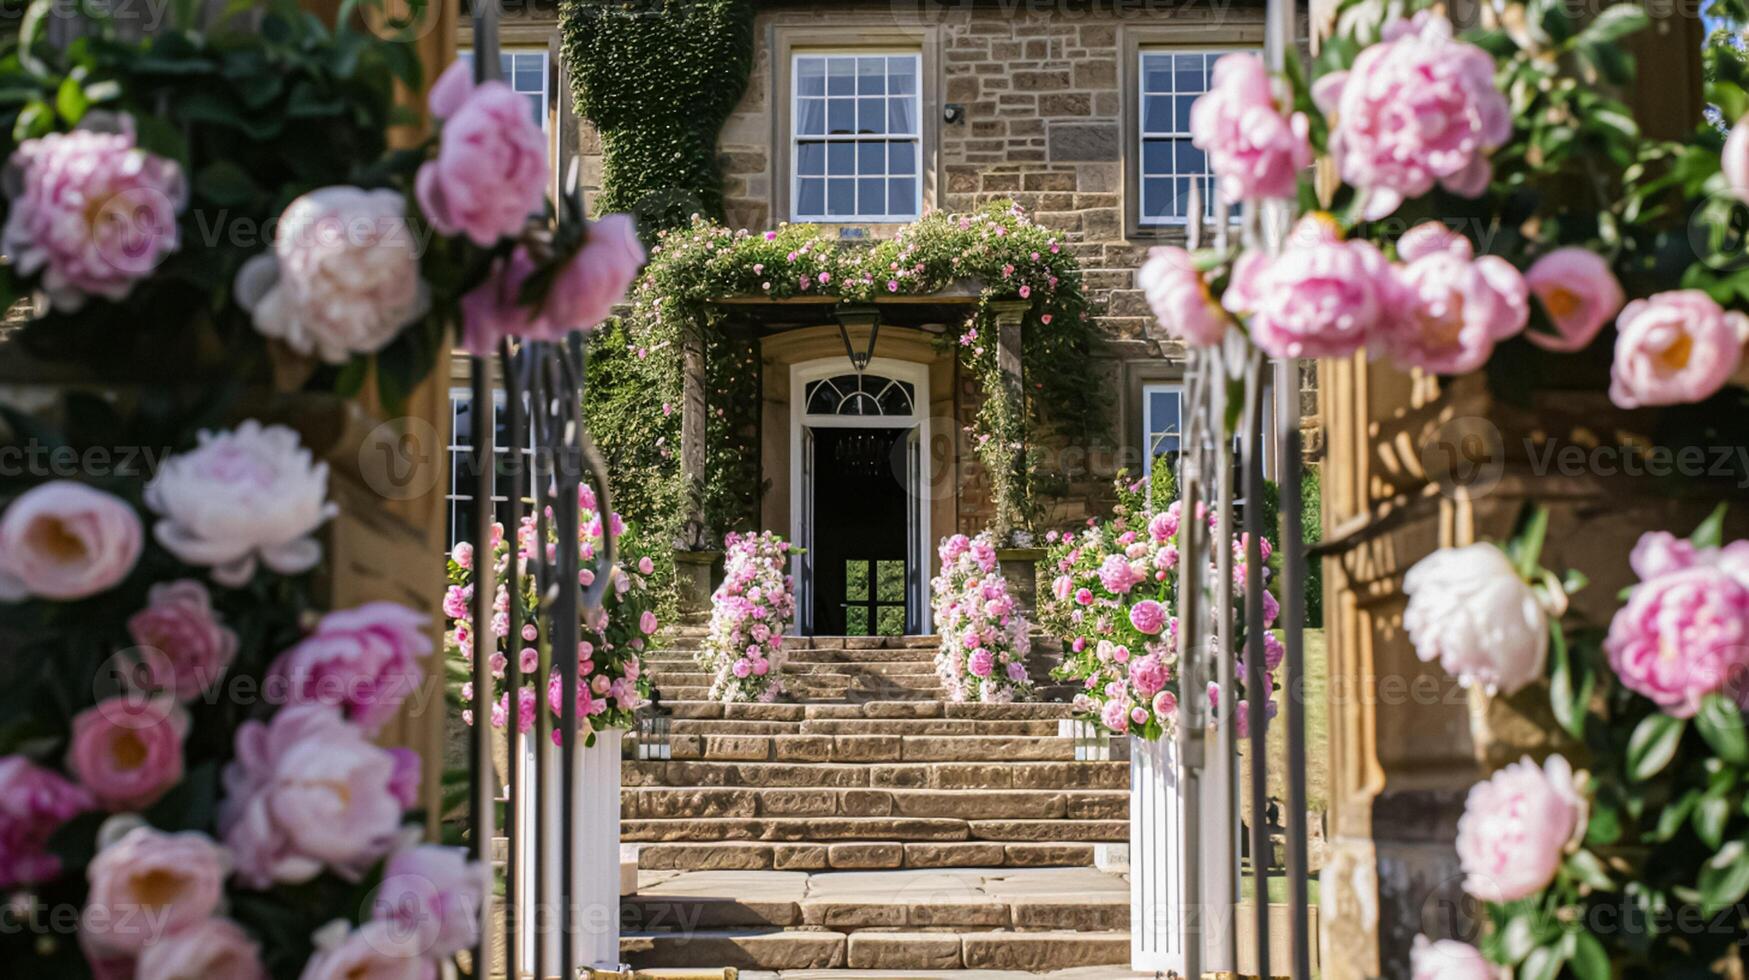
[804,374,915,417]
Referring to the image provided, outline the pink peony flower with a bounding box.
[372,844,487,957]
[1523,248,1624,352]
[1224,215,1403,359]
[1455,754,1582,902]
[0,481,142,602]
[1384,224,1528,375]
[1138,246,1229,347]
[1129,655,1168,697]
[1313,12,1510,219]
[1052,575,1073,601]
[1098,554,1143,594]
[640,609,660,635]
[1727,115,1749,204]
[1189,53,1312,202]
[1129,599,1166,635]
[543,214,647,333]
[126,579,238,700]
[220,705,403,888]
[968,649,996,678]
[145,421,338,587]
[458,246,545,356]
[416,62,549,246]
[298,920,426,980]
[1152,690,1178,718]
[1608,290,1747,409]
[1100,698,1130,735]
[68,698,186,811]
[272,602,432,734]
[1,114,186,311]
[136,917,267,980]
[84,823,225,956]
[387,747,422,810]
[1402,543,1547,695]
[1605,555,1749,717]
[1629,530,1697,581]
[0,755,92,889]
[233,186,430,363]
[1411,935,1499,980]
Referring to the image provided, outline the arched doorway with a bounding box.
[789,357,931,635]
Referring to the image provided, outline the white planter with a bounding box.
[1129,733,1237,974]
[514,729,623,975]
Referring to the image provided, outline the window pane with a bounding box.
[888,97,916,135]
[1143,177,1173,217]
[797,98,825,136]
[515,56,542,92]
[1175,141,1205,173]
[857,141,884,175]
[798,142,825,176]
[875,606,905,636]
[1142,54,1172,93]
[889,141,916,175]
[827,58,855,95]
[798,178,825,215]
[1142,139,1171,177]
[828,179,856,216]
[1176,95,1197,131]
[888,178,916,217]
[858,178,885,215]
[827,142,854,176]
[798,56,826,96]
[845,606,869,636]
[858,97,886,134]
[1175,54,1205,92]
[876,560,905,601]
[1143,95,1173,133]
[858,57,885,94]
[888,57,917,94]
[846,560,868,600]
[827,98,855,134]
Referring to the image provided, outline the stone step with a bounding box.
[645,659,940,678]
[663,717,1062,737]
[654,684,943,704]
[658,700,1078,722]
[662,734,1082,764]
[652,670,944,689]
[635,840,1102,872]
[622,787,1128,821]
[624,816,1127,845]
[624,760,1129,791]
[621,928,1130,971]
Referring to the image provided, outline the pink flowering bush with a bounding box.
[930,532,1034,704]
[443,482,658,736]
[699,531,795,703]
[1041,477,1279,739]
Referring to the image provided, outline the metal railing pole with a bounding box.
[1240,351,1270,980]
[500,342,527,980]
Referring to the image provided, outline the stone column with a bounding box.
[989,299,1031,543]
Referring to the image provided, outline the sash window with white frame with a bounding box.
[791,52,922,222]
[1138,49,1256,224]
[458,48,551,134]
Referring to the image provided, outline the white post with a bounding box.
[523,730,624,975]
[1130,733,1236,974]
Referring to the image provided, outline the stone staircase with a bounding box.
[619,629,1134,973]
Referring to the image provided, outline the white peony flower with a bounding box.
[235,186,430,364]
[145,420,339,587]
[1402,543,1548,695]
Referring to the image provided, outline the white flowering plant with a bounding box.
[930,532,1035,704]
[697,531,796,703]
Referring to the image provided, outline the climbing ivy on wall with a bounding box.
[559,0,754,230]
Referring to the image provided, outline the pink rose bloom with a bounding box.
[1052,574,1073,601]
[1385,224,1528,375]
[1100,698,1130,735]
[1098,554,1143,594]
[127,579,238,700]
[1411,935,1499,980]
[543,214,647,333]
[272,602,432,734]
[68,698,186,811]
[2,114,186,311]
[1609,290,1747,409]
[0,756,92,889]
[1152,690,1178,718]
[732,658,753,678]
[372,844,487,957]
[136,917,267,980]
[1149,510,1177,544]
[298,921,426,980]
[1455,754,1581,901]
[638,556,655,575]
[1726,115,1749,204]
[1313,12,1510,219]
[450,541,474,569]
[1233,696,1278,740]
[1605,559,1749,717]
[1129,655,1168,697]
[417,62,548,246]
[1075,587,1094,606]
[640,609,660,635]
[220,705,403,887]
[1523,248,1624,352]
[968,649,996,678]
[1129,599,1167,636]
[1225,215,1403,359]
[84,824,225,956]
[0,481,142,602]
[1138,246,1228,347]
[1189,53,1311,202]
[1005,661,1029,683]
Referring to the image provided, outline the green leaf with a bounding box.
[1696,790,1732,849]
[1627,712,1686,781]
[1566,849,1615,890]
[1697,694,1749,765]
[1573,4,1651,45]
[193,160,259,208]
[1509,504,1550,580]
[1699,841,1749,913]
[53,76,87,124]
[1549,623,1591,738]
[1692,503,1729,550]
[1586,803,1621,846]
[1520,944,1565,980]
[1568,930,1610,980]
[1656,789,1701,841]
